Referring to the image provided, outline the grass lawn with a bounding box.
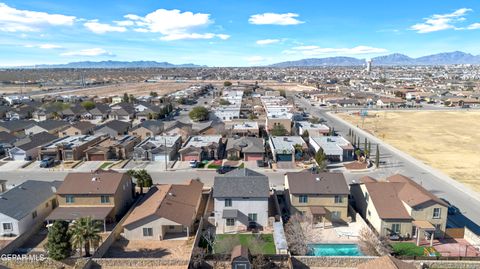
[392,242,439,257]
[214,234,276,255]
[99,162,113,169]
[207,164,221,169]
[238,163,245,168]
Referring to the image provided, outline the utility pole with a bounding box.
[164,138,168,171]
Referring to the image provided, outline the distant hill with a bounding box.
[270,51,480,67]
[34,60,205,68]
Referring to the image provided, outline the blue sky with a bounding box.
[1,0,480,66]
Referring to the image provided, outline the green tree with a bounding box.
[314,149,327,171]
[301,130,309,140]
[219,99,231,106]
[248,113,257,120]
[270,124,288,136]
[123,93,129,103]
[223,81,232,87]
[279,89,286,98]
[309,116,321,124]
[189,106,209,122]
[129,94,136,103]
[45,221,71,260]
[81,101,96,110]
[128,169,153,195]
[375,145,380,168]
[150,91,158,97]
[69,217,101,257]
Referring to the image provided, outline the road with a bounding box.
[294,94,480,233]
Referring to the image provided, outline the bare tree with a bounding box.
[201,227,216,253]
[284,214,321,255]
[215,236,240,254]
[358,226,391,256]
[190,247,206,269]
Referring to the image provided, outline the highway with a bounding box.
[295,95,480,233]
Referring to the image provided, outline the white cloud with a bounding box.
[124,9,228,41]
[25,43,62,49]
[249,13,304,25]
[410,8,472,33]
[60,48,113,57]
[114,20,135,27]
[256,39,280,45]
[467,23,480,29]
[246,56,267,65]
[0,3,75,32]
[284,45,388,56]
[84,20,127,34]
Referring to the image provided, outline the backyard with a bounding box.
[214,234,276,255]
[391,242,439,257]
[338,111,480,192]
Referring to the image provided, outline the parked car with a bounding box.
[39,157,55,168]
[189,160,199,168]
[216,165,235,174]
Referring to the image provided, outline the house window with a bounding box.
[365,192,369,203]
[391,224,401,234]
[367,210,371,216]
[169,226,175,230]
[2,223,12,231]
[101,195,110,204]
[334,195,343,204]
[32,211,37,219]
[45,202,49,208]
[143,228,153,237]
[331,211,341,219]
[248,213,258,222]
[226,218,235,226]
[299,195,308,203]
[66,195,75,204]
[225,199,232,207]
[433,208,441,219]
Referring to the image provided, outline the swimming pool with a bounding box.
[308,243,363,256]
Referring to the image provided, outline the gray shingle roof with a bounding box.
[14,132,59,151]
[213,169,269,198]
[0,180,61,220]
[286,172,349,195]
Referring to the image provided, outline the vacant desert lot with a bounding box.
[338,111,480,192]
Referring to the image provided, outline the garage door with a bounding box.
[153,154,169,162]
[182,154,198,161]
[277,154,292,162]
[245,153,263,161]
[12,153,26,161]
[88,154,105,161]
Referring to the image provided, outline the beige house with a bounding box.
[285,172,350,223]
[123,179,203,240]
[266,117,292,134]
[350,175,448,245]
[59,121,95,137]
[46,171,134,231]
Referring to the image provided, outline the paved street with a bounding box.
[295,95,480,233]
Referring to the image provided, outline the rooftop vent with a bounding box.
[91,177,97,182]
[315,177,320,181]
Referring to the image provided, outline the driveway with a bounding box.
[0,160,28,171]
[74,161,103,172]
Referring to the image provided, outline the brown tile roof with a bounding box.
[46,206,114,221]
[387,174,448,207]
[358,255,416,269]
[71,121,95,131]
[56,170,129,195]
[123,179,203,227]
[286,172,349,195]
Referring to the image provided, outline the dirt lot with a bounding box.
[104,236,194,259]
[338,111,480,192]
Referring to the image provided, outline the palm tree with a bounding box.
[70,217,102,257]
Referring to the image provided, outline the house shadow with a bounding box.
[104,238,171,259]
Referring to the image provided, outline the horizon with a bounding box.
[1,1,480,66]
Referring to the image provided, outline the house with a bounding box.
[179,135,223,161]
[9,132,59,161]
[231,245,252,269]
[285,172,350,223]
[24,120,69,135]
[0,180,61,237]
[109,102,135,121]
[46,171,134,231]
[295,121,330,136]
[85,135,140,161]
[309,136,354,162]
[266,115,292,134]
[129,120,164,140]
[133,135,182,162]
[162,121,192,140]
[225,136,264,161]
[59,121,95,137]
[268,136,307,163]
[0,131,18,150]
[39,134,104,161]
[350,174,448,243]
[231,121,259,137]
[0,120,35,135]
[123,179,203,240]
[95,120,131,137]
[87,103,111,121]
[376,97,405,108]
[212,169,270,233]
[60,104,87,119]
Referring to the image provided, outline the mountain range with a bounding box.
[269,51,480,67]
[33,60,204,68]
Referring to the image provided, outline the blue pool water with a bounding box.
[308,244,363,256]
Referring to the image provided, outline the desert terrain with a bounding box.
[338,110,480,192]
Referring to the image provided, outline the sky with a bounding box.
[0,0,480,66]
